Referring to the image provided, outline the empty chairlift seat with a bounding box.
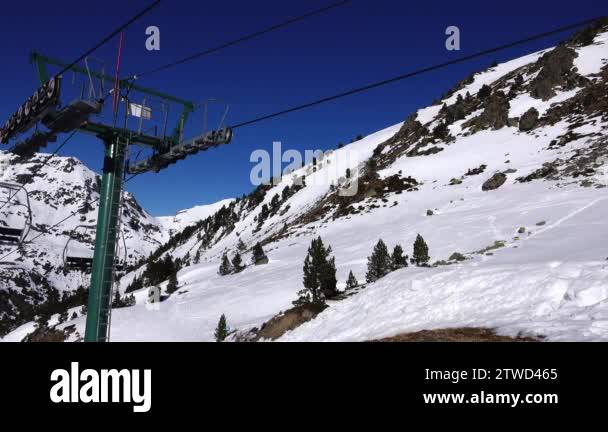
[0,182,32,245]
[0,226,23,244]
[62,225,128,273]
[63,225,96,272]
[65,256,94,271]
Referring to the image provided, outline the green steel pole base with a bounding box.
[84,135,128,342]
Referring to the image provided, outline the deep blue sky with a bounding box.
[0,0,604,215]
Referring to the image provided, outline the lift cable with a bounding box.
[0,16,601,263]
[133,0,352,78]
[230,15,602,129]
[1,1,160,209]
[56,0,162,77]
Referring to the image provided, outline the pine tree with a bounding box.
[296,237,337,305]
[70,312,78,320]
[166,272,179,294]
[194,249,201,264]
[346,168,351,179]
[124,294,136,307]
[214,314,229,342]
[319,255,337,299]
[346,271,359,290]
[412,234,430,266]
[270,194,281,212]
[232,252,244,273]
[391,244,408,270]
[366,239,392,283]
[252,242,268,265]
[58,310,69,324]
[218,253,233,275]
[237,238,247,252]
[35,314,49,329]
[257,204,269,228]
[112,290,123,308]
[478,84,492,99]
[126,275,144,293]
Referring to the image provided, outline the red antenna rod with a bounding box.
[112,32,125,114]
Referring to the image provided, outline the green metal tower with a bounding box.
[21,52,232,342]
[86,134,128,342]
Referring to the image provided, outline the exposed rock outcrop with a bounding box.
[482,173,507,191]
[529,46,586,101]
[519,107,540,131]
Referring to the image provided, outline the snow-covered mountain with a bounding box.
[157,199,235,235]
[0,152,170,335]
[3,21,608,342]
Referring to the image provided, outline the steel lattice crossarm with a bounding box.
[127,128,233,174]
[1,51,234,169]
[28,51,195,148]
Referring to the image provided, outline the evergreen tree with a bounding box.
[124,294,136,307]
[252,242,268,265]
[111,290,123,308]
[58,310,69,324]
[236,238,247,252]
[270,194,281,212]
[366,239,392,283]
[70,312,78,320]
[296,237,337,305]
[218,253,233,275]
[214,314,229,342]
[166,272,179,294]
[412,234,430,266]
[346,271,359,290]
[194,249,201,264]
[125,275,144,293]
[35,314,49,329]
[346,168,351,179]
[478,84,492,99]
[320,255,337,299]
[391,244,409,270]
[281,185,291,201]
[259,204,269,221]
[232,252,244,273]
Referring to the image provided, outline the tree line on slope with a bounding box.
[213,234,431,341]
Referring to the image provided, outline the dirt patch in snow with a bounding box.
[256,303,328,341]
[21,324,80,342]
[371,328,542,342]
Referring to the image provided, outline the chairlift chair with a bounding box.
[62,225,96,272]
[0,182,32,245]
[63,224,128,273]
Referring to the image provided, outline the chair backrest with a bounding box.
[0,227,22,244]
